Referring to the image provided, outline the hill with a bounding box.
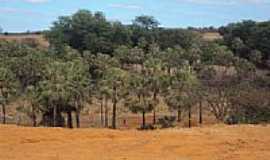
[0,124,269,160]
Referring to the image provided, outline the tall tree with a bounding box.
[0,67,18,124]
[126,71,154,129]
[103,67,129,129]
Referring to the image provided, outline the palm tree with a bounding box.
[24,85,40,127]
[170,65,199,128]
[66,59,90,128]
[125,71,154,128]
[0,67,18,124]
[144,53,168,125]
[103,67,129,129]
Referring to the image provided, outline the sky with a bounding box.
[0,0,269,32]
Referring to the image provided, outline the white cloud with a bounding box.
[109,3,143,10]
[177,0,270,5]
[0,0,50,4]
[0,7,46,16]
[24,0,50,3]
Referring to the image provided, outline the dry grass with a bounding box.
[0,34,49,48]
[202,32,223,41]
[0,124,269,160]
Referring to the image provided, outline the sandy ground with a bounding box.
[0,124,269,160]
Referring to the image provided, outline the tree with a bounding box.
[133,15,159,30]
[103,67,129,129]
[24,85,40,127]
[169,65,199,128]
[46,10,128,55]
[144,47,169,124]
[219,20,270,67]
[38,60,71,127]
[164,91,184,122]
[126,71,154,129]
[67,58,90,128]
[38,52,90,128]
[0,67,18,124]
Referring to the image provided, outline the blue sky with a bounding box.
[0,0,269,32]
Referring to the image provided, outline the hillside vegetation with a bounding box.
[0,10,269,130]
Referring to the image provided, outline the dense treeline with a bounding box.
[45,10,201,54]
[0,10,269,129]
[219,20,270,67]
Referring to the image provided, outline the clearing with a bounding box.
[0,124,269,160]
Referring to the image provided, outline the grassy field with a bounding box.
[0,124,269,160]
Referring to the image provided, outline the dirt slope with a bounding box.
[0,124,269,160]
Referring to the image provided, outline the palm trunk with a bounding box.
[32,115,37,127]
[177,106,181,122]
[105,97,109,128]
[100,99,104,127]
[112,86,117,129]
[199,101,203,125]
[152,92,157,125]
[53,105,57,127]
[142,111,146,129]
[153,109,156,125]
[75,110,80,128]
[188,105,192,128]
[2,104,6,124]
[31,104,37,127]
[112,101,117,129]
[32,112,37,127]
[67,111,73,129]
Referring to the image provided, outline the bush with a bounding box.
[226,105,270,124]
[157,116,176,128]
[139,124,156,130]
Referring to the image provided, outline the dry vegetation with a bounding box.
[202,32,223,41]
[0,34,49,48]
[0,124,269,160]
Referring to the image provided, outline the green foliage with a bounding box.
[0,67,18,105]
[219,20,270,67]
[133,15,159,29]
[1,10,269,128]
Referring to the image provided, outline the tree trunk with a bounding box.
[53,105,57,127]
[31,105,37,127]
[112,101,117,129]
[153,109,156,125]
[142,111,146,129]
[105,97,109,128]
[112,86,117,129]
[177,106,182,122]
[152,92,157,125]
[100,99,104,127]
[199,101,203,125]
[32,113,37,127]
[2,104,6,124]
[67,111,73,129]
[188,105,192,128]
[75,110,80,128]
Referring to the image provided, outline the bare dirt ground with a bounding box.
[0,124,269,160]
